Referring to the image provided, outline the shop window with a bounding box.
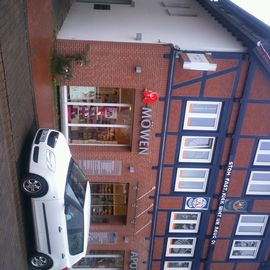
[164,261,192,270]
[64,86,134,146]
[183,101,222,131]
[90,183,128,225]
[246,171,270,195]
[174,168,209,192]
[236,215,268,235]
[254,140,270,165]
[179,136,215,163]
[166,238,196,257]
[169,212,201,233]
[73,250,124,269]
[229,240,261,259]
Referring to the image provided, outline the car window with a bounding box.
[67,160,87,207]
[65,198,84,255]
[65,159,88,255]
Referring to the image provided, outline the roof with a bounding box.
[198,0,270,75]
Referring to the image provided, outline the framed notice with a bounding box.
[78,160,122,176]
[89,232,118,244]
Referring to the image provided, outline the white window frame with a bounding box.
[175,168,209,192]
[229,240,261,259]
[166,238,196,257]
[179,136,215,163]
[254,140,270,165]
[236,215,268,235]
[163,261,192,270]
[60,86,132,146]
[183,101,222,131]
[169,212,201,233]
[246,171,270,195]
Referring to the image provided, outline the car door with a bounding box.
[44,198,69,266]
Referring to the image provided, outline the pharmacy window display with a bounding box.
[61,86,134,146]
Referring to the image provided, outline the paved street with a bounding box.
[0,0,37,269]
[0,1,74,269]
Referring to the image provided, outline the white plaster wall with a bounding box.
[57,0,245,52]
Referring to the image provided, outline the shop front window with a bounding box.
[73,250,124,269]
[90,183,128,225]
[61,86,134,146]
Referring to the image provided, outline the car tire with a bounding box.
[29,252,53,270]
[21,174,48,198]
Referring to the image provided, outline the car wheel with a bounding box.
[21,174,48,197]
[29,253,53,269]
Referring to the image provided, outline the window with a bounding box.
[246,171,270,195]
[164,261,192,270]
[166,238,196,257]
[73,250,124,269]
[90,183,128,225]
[179,136,215,163]
[183,101,222,131]
[229,240,261,259]
[62,86,134,146]
[236,215,268,235]
[169,212,201,233]
[94,4,111,10]
[174,168,209,192]
[254,140,270,165]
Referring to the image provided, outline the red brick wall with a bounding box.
[54,40,270,268]
[218,214,236,237]
[56,40,171,270]
[212,240,230,261]
[249,66,270,100]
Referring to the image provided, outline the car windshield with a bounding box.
[65,160,88,255]
[67,159,88,207]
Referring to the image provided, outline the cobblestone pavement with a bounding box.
[0,0,37,269]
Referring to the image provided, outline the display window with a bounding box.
[72,250,124,269]
[90,183,128,225]
[61,86,134,146]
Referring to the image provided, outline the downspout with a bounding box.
[147,46,177,270]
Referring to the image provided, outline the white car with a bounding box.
[21,129,91,270]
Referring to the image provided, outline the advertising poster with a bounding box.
[224,199,249,212]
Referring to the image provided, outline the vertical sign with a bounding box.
[211,161,234,245]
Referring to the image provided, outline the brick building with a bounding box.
[35,0,270,269]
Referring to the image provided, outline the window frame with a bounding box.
[179,136,216,163]
[174,168,209,192]
[60,86,134,146]
[163,261,192,270]
[169,212,201,233]
[246,171,270,195]
[183,101,222,131]
[254,139,270,166]
[236,215,268,236]
[166,237,197,257]
[229,240,261,259]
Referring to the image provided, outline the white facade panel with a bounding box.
[57,0,245,52]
